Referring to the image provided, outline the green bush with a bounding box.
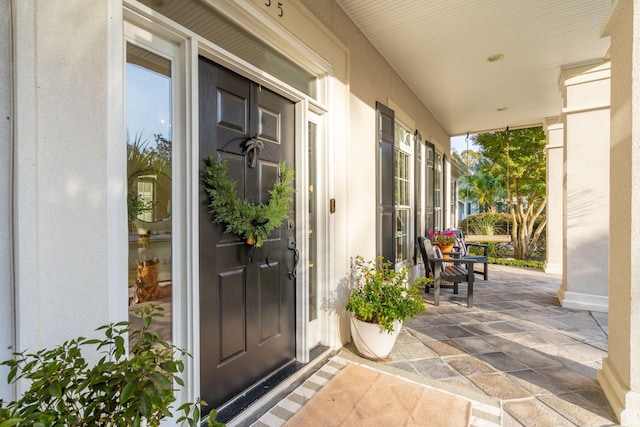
[459,212,547,260]
[346,256,427,333]
[459,212,511,236]
[488,257,544,269]
[0,306,222,427]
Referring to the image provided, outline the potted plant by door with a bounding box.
[346,256,427,359]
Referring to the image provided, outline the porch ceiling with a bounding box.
[335,0,611,136]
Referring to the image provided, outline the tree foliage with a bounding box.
[472,127,547,260]
[459,149,483,169]
[459,171,506,213]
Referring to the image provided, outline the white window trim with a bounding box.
[123,19,193,414]
[394,120,414,267]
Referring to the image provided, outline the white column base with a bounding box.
[557,286,608,312]
[544,262,563,275]
[599,357,640,426]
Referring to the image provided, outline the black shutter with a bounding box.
[413,130,423,264]
[376,102,395,264]
[425,141,435,232]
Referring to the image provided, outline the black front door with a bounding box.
[198,57,296,410]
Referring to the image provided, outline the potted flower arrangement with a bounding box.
[429,228,457,253]
[346,256,426,359]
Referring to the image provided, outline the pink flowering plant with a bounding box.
[429,228,457,246]
[346,256,426,333]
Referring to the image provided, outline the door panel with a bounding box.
[219,267,246,363]
[198,56,295,410]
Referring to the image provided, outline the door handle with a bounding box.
[288,235,299,280]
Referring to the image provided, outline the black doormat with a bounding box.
[212,345,329,425]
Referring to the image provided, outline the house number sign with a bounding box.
[264,0,284,17]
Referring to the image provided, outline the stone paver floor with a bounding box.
[245,264,617,427]
[352,264,617,426]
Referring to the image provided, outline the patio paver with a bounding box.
[344,264,618,426]
[248,264,618,427]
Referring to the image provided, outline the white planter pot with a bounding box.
[350,315,402,359]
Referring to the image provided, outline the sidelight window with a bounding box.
[126,41,174,343]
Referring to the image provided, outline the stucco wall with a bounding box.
[599,0,640,423]
[6,0,453,386]
[0,0,13,402]
[12,0,113,366]
[543,118,563,275]
[558,62,610,312]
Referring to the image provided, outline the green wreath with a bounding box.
[203,157,295,248]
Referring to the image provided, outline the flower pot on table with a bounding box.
[435,242,455,258]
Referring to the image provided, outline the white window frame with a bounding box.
[434,150,443,229]
[123,17,191,416]
[394,120,414,267]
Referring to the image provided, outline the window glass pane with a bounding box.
[138,0,317,98]
[395,122,412,148]
[395,209,409,262]
[434,151,442,227]
[126,42,173,343]
[308,122,318,322]
[394,150,410,206]
[434,152,441,209]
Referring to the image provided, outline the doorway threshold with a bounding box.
[212,345,333,427]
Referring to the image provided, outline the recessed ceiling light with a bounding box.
[497,107,508,111]
[487,53,505,63]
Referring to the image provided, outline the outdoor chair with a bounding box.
[417,236,476,307]
[453,230,489,280]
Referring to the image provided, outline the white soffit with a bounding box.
[335,0,611,135]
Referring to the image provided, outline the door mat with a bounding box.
[282,363,471,427]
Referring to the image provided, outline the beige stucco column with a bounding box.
[543,117,564,275]
[557,61,610,313]
[0,0,13,403]
[599,1,640,424]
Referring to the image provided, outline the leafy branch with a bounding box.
[0,306,222,427]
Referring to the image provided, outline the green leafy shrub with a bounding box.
[459,212,511,236]
[346,256,427,333]
[460,212,547,260]
[0,305,223,427]
[488,257,544,269]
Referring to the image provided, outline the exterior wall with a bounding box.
[543,117,563,275]
[6,0,640,422]
[599,0,640,424]
[557,61,610,313]
[5,0,451,403]
[300,0,450,265]
[11,0,115,390]
[0,0,13,402]
[295,0,450,346]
